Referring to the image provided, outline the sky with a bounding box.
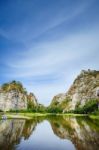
[0,0,99,106]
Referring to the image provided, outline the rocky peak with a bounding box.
[27,92,38,107]
[0,81,38,111]
[50,69,99,112]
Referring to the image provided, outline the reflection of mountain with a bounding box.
[49,116,99,150]
[0,117,99,150]
[0,119,37,150]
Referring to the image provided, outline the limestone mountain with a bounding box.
[50,70,99,112]
[0,81,38,111]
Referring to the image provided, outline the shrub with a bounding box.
[74,99,98,114]
[1,80,26,94]
[47,107,63,113]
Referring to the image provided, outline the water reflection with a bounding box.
[49,116,99,150]
[0,119,37,150]
[0,116,99,150]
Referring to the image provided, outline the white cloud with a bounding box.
[6,25,99,78]
[0,0,93,43]
[2,25,98,105]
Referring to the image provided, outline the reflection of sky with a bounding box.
[17,121,75,150]
[0,0,99,105]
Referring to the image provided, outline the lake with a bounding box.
[0,116,99,150]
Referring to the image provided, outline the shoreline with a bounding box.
[0,112,99,120]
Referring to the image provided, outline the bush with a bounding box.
[47,107,63,113]
[74,99,98,114]
[1,80,26,94]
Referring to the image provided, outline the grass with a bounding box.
[89,115,99,120]
[58,113,88,116]
[0,112,99,120]
[0,112,56,119]
[5,112,49,119]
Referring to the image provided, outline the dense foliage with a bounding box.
[46,107,63,113]
[1,80,27,94]
[73,99,98,114]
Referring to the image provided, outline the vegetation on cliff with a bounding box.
[73,99,98,114]
[1,80,27,94]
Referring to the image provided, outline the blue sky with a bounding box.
[0,0,99,105]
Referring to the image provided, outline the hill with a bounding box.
[0,81,38,111]
[50,70,99,113]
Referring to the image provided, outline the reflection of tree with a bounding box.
[49,116,99,150]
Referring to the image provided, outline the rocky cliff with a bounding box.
[50,70,99,112]
[0,81,38,111]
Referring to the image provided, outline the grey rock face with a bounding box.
[0,90,27,111]
[0,90,38,111]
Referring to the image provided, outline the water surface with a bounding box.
[0,116,99,150]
